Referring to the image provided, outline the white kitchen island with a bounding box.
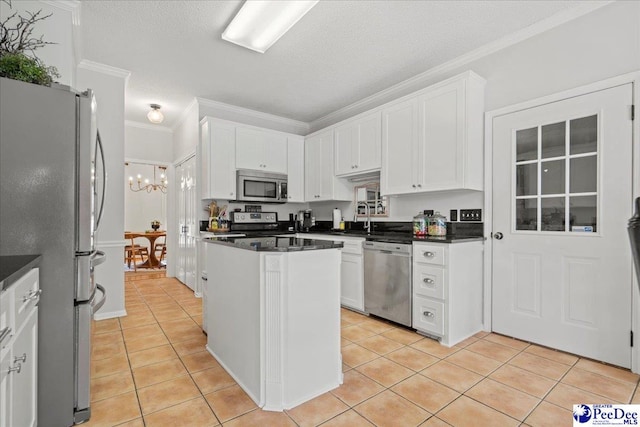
[204,236,343,411]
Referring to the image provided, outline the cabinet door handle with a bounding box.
[230,192,234,196]
[412,184,416,188]
[417,184,422,188]
[423,278,434,284]
[0,327,11,345]
[423,251,435,258]
[8,362,21,374]
[14,353,26,363]
[423,311,434,318]
[23,289,42,303]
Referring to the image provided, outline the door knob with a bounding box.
[493,232,504,240]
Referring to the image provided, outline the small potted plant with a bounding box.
[0,1,60,86]
[151,220,161,231]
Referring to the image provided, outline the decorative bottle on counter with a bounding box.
[413,212,427,236]
[339,217,345,230]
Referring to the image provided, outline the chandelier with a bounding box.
[128,164,168,193]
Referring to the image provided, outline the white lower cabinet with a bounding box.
[412,242,483,346]
[0,267,39,427]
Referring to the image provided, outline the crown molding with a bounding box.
[40,0,81,25]
[309,0,612,131]
[125,120,173,134]
[196,97,310,134]
[172,98,199,132]
[77,60,131,84]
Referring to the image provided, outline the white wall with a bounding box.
[125,121,173,162]
[0,1,77,87]
[124,163,168,232]
[173,100,199,163]
[77,61,130,319]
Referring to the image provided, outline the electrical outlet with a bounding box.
[460,209,482,222]
[449,209,458,221]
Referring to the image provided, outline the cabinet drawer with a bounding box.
[413,296,444,336]
[13,269,39,329]
[413,264,445,300]
[341,240,363,255]
[413,244,445,266]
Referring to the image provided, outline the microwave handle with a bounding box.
[279,182,287,201]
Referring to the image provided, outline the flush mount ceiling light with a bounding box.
[147,104,164,124]
[222,0,319,53]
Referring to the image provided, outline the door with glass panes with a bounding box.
[492,84,633,367]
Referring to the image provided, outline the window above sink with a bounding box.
[355,182,389,217]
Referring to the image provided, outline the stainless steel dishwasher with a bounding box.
[363,241,413,327]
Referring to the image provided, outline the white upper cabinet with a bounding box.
[236,127,288,174]
[200,117,236,200]
[381,71,485,196]
[305,130,351,202]
[334,111,382,176]
[286,136,305,202]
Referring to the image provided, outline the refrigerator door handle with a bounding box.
[91,250,106,268]
[93,284,106,313]
[95,130,107,232]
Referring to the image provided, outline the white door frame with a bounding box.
[483,71,640,371]
[168,151,196,280]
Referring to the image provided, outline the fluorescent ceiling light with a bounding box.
[222,0,319,53]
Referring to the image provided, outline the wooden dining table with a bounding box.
[129,231,166,268]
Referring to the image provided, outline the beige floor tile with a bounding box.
[92,340,127,361]
[341,319,354,328]
[483,333,529,350]
[172,335,208,356]
[633,386,640,403]
[132,358,187,388]
[357,335,405,355]
[574,358,640,384]
[341,337,352,348]
[143,295,175,306]
[204,384,258,422]
[158,317,198,331]
[489,364,556,398]
[421,360,483,393]
[465,339,519,363]
[545,383,620,411]
[473,331,491,339]
[191,366,237,394]
[137,376,201,414]
[163,324,205,343]
[341,325,378,342]
[525,344,579,366]
[143,397,219,427]
[562,367,635,402]
[183,305,203,317]
[331,370,385,406]
[83,391,141,427]
[122,323,164,342]
[385,347,439,372]
[356,357,414,387]
[453,336,479,348]
[358,318,396,334]
[508,352,571,381]
[93,330,124,347]
[152,307,190,322]
[320,409,374,426]
[286,392,349,427]
[410,338,460,359]
[445,349,502,376]
[94,318,121,334]
[124,332,170,353]
[419,416,450,426]
[437,396,519,427]
[354,390,430,427]
[341,344,380,368]
[391,374,459,413]
[181,350,221,372]
[91,370,135,402]
[128,344,177,368]
[224,409,297,427]
[524,401,572,427]
[381,328,424,345]
[91,352,130,379]
[465,378,540,421]
[343,363,352,373]
[119,312,157,330]
[114,418,144,427]
[341,309,368,324]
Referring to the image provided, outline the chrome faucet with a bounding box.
[355,201,371,234]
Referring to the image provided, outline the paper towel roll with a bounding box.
[332,208,342,229]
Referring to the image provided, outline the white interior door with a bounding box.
[176,162,187,285]
[492,84,634,368]
[175,155,197,290]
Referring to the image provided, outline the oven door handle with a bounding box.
[93,284,106,313]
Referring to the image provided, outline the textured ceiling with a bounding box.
[79,0,596,128]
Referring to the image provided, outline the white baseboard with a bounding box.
[94,309,127,321]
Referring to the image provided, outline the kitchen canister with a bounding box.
[428,211,447,236]
[332,207,342,229]
[413,211,427,236]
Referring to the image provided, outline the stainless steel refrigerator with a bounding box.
[0,77,107,426]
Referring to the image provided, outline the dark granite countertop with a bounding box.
[0,255,41,291]
[204,236,344,252]
[298,230,485,244]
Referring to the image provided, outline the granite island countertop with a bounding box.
[0,254,41,291]
[204,235,344,252]
[295,230,485,244]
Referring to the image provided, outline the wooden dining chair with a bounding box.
[155,235,166,267]
[124,233,148,271]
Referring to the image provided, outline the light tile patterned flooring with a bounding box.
[87,276,640,427]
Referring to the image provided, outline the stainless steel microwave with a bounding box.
[236,169,288,203]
